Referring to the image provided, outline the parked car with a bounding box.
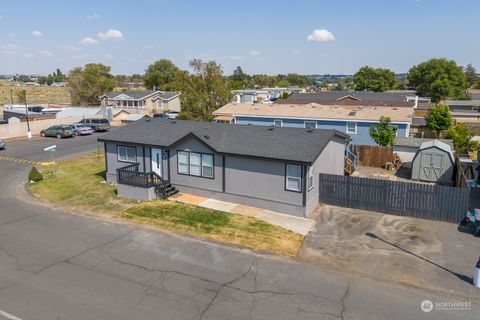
[71,124,94,136]
[40,125,74,139]
[153,113,168,119]
[0,139,6,149]
[166,111,179,119]
[78,118,110,132]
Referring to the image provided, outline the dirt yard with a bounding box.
[300,205,480,301]
[0,81,70,105]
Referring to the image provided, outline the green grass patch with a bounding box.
[29,153,304,256]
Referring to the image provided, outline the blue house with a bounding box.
[213,103,413,146]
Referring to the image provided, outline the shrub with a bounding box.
[28,166,43,182]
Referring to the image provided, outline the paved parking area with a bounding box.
[171,193,315,235]
[299,205,480,300]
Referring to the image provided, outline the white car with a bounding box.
[261,99,273,104]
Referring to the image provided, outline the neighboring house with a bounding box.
[393,137,454,167]
[233,90,269,103]
[278,90,425,108]
[213,103,413,145]
[99,90,181,114]
[411,140,455,183]
[99,119,348,217]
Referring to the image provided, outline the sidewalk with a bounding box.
[170,193,314,235]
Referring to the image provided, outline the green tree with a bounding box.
[447,123,479,154]
[353,66,396,92]
[143,59,179,91]
[28,166,43,182]
[15,90,26,104]
[229,66,250,89]
[369,116,398,146]
[67,63,116,105]
[276,79,291,88]
[465,63,479,88]
[407,58,467,103]
[425,105,453,138]
[175,59,233,121]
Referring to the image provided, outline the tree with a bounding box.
[276,79,291,88]
[353,66,396,92]
[447,123,479,154]
[369,116,398,146]
[229,66,250,89]
[425,105,452,138]
[67,63,116,105]
[143,59,179,91]
[15,90,26,104]
[175,59,232,121]
[465,64,479,88]
[28,166,43,182]
[407,58,467,103]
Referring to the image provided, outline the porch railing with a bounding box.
[117,163,168,198]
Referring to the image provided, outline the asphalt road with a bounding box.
[0,134,477,320]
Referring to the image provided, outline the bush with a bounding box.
[28,166,43,182]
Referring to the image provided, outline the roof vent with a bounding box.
[268,127,274,131]
[204,135,210,139]
[307,129,313,133]
[348,111,356,116]
[171,121,176,124]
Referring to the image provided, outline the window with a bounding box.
[286,164,302,192]
[117,146,136,163]
[307,166,314,190]
[393,125,399,136]
[202,154,214,178]
[177,151,214,178]
[304,121,317,129]
[273,119,283,127]
[189,153,201,176]
[346,122,357,134]
[178,151,189,174]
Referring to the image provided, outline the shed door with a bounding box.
[419,152,444,181]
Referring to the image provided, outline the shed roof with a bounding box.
[99,119,348,164]
[419,140,454,162]
[394,137,454,148]
[56,107,101,118]
[213,103,413,123]
[284,91,416,103]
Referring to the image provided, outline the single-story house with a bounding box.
[213,102,413,145]
[98,119,349,217]
[411,140,455,183]
[393,137,454,167]
[99,90,181,114]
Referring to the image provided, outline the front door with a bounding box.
[151,148,163,177]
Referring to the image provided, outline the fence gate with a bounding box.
[318,173,470,223]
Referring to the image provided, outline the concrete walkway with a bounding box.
[170,193,315,235]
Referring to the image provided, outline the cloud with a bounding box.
[307,29,335,42]
[87,13,100,20]
[32,30,43,37]
[80,37,99,45]
[221,55,243,60]
[38,50,53,57]
[8,32,16,38]
[1,43,17,55]
[73,53,89,59]
[97,29,124,40]
[249,50,261,56]
[21,53,34,58]
[144,44,154,49]
[104,54,114,60]
[293,50,300,54]
[57,44,82,51]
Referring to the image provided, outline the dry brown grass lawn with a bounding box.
[29,153,304,256]
[0,81,70,105]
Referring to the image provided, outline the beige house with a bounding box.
[99,90,181,115]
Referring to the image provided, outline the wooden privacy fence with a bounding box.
[349,145,393,168]
[318,173,470,222]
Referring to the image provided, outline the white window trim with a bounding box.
[307,166,314,191]
[285,164,302,192]
[273,119,283,127]
[346,122,357,134]
[117,146,137,163]
[304,121,317,129]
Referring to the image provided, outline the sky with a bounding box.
[0,0,479,76]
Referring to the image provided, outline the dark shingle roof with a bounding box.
[99,119,348,163]
[394,137,453,148]
[283,91,416,105]
[105,90,158,100]
[154,92,180,101]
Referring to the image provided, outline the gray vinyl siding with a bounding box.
[305,137,346,215]
[224,156,304,208]
[168,138,223,192]
[104,141,149,183]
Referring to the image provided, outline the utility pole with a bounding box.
[9,89,13,105]
[23,90,32,139]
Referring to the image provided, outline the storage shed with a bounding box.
[411,140,455,183]
[393,137,454,168]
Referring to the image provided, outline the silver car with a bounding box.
[0,139,5,149]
